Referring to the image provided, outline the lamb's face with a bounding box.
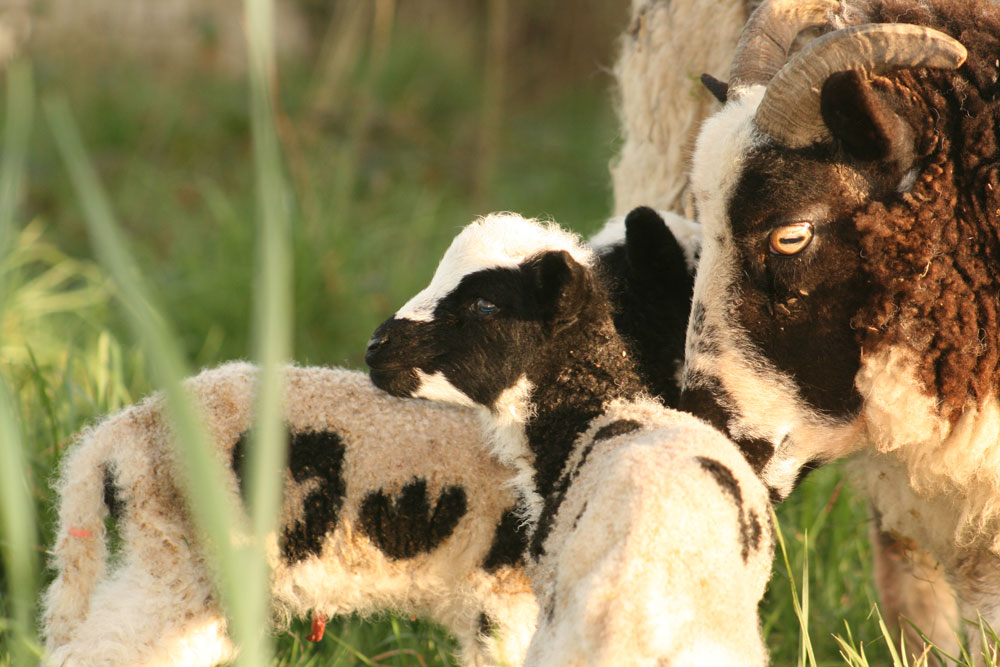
[366,214,594,411]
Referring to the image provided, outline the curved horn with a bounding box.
[756,23,968,148]
[729,0,840,96]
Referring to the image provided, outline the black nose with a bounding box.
[365,323,390,366]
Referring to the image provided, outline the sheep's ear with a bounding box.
[820,70,915,173]
[533,250,590,335]
[700,73,729,104]
[624,207,689,288]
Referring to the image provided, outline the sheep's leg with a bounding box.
[45,556,233,667]
[870,512,960,666]
[944,549,1000,667]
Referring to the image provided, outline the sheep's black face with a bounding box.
[367,266,550,409]
[681,80,924,499]
[366,214,594,412]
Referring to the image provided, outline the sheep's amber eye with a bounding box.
[470,298,497,316]
[769,222,814,256]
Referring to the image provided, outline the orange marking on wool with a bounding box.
[308,612,326,642]
[69,528,94,538]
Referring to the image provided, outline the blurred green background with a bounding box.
[0,0,922,664]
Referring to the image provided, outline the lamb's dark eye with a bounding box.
[470,298,497,317]
[769,222,814,256]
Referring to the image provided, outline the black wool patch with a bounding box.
[725,146,866,421]
[592,419,641,442]
[696,456,763,562]
[680,374,776,474]
[357,479,467,560]
[571,500,589,531]
[598,209,694,408]
[482,507,529,572]
[544,595,556,624]
[283,430,349,563]
[524,314,648,562]
[477,612,497,641]
[530,413,627,561]
[230,432,249,499]
[747,508,764,553]
[232,429,349,563]
[102,464,124,523]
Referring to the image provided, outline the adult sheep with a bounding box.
[43,363,536,667]
[366,212,773,666]
[678,0,1000,659]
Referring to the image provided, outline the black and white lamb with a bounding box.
[366,213,773,666]
[40,206,702,667]
[42,363,536,667]
[678,0,1000,658]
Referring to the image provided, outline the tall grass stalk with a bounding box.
[243,0,292,662]
[773,506,818,667]
[0,60,41,664]
[44,98,264,663]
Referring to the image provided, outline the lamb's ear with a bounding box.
[624,206,690,288]
[820,69,915,173]
[700,73,729,104]
[532,250,591,334]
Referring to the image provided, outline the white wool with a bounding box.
[43,363,538,667]
[524,400,773,666]
[610,0,749,217]
[858,346,1000,553]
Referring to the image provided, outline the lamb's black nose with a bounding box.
[365,324,390,366]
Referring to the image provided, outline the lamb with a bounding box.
[366,212,773,666]
[678,0,1000,659]
[41,205,702,667]
[42,363,537,667]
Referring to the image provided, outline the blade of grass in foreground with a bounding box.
[772,507,817,667]
[44,98,270,665]
[242,0,292,659]
[0,60,42,664]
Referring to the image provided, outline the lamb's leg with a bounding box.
[44,556,234,667]
[870,513,960,666]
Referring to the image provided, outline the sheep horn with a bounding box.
[729,0,840,96]
[756,23,968,149]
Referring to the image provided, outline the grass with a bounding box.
[0,1,992,665]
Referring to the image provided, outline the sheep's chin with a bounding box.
[413,370,477,408]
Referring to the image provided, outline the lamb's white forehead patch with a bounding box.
[397,212,594,322]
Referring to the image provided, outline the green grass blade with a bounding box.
[43,96,266,664]
[0,59,40,665]
[772,507,817,667]
[241,0,293,663]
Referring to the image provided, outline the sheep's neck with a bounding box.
[522,316,647,504]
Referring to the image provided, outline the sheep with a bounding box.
[42,362,537,667]
[677,0,1000,659]
[366,212,774,666]
[41,205,701,667]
